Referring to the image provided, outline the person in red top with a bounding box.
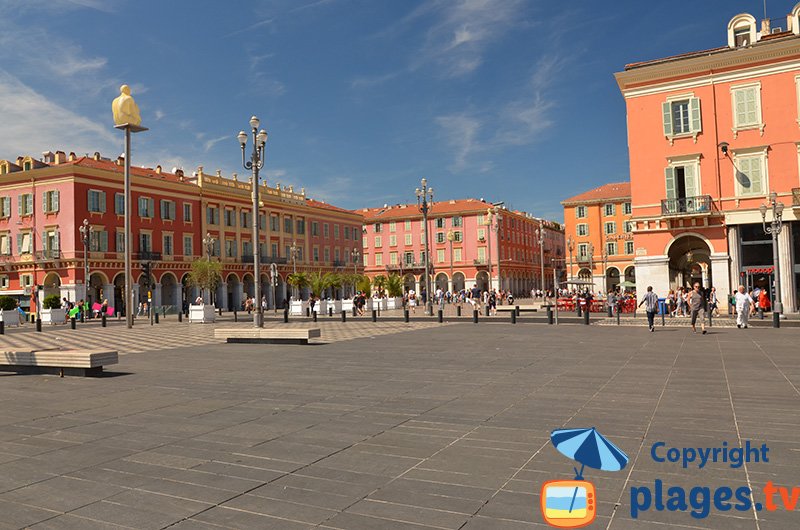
[758,289,771,312]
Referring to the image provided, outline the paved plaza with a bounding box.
[0,322,799,529]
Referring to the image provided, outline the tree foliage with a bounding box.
[187,259,222,301]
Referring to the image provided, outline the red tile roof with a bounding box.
[359,198,495,222]
[561,182,630,205]
[305,198,361,217]
[63,157,185,182]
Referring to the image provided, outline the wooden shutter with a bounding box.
[53,231,60,252]
[684,164,698,198]
[689,97,701,133]
[745,88,757,124]
[16,233,21,253]
[749,157,763,194]
[41,231,47,252]
[100,231,108,251]
[734,89,747,126]
[99,191,106,212]
[42,192,47,212]
[664,167,676,200]
[26,194,32,214]
[662,101,673,136]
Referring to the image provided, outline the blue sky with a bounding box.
[0,0,783,220]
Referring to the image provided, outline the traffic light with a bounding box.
[142,261,151,287]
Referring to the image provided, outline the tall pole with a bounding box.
[486,213,493,288]
[495,211,501,293]
[124,128,133,328]
[238,118,268,328]
[761,193,784,328]
[538,226,545,293]
[447,230,454,293]
[416,179,434,316]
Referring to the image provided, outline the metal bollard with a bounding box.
[661,311,665,327]
[515,305,520,317]
[80,311,85,323]
[511,311,516,324]
[102,313,107,327]
[36,318,42,332]
[617,308,621,326]
[328,307,333,317]
[178,311,182,323]
[283,308,289,323]
[607,306,613,317]
[70,317,76,329]
[456,305,461,317]
[372,309,377,322]
[438,309,443,323]
[404,309,409,322]
[485,305,490,317]
[234,310,237,322]
[547,306,554,325]
[583,308,590,325]
[155,312,159,324]
[0,320,4,334]
[758,308,764,319]
[577,305,582,317]
[313,311,317,322]
[306,307,310,317]
[341,310,346,322]
[353,306,357,317]
[473,309,479,323]
[219,307,222,316]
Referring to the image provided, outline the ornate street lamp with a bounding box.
[351,248,360,298]
[415,179,434,315]
[760,191,785,328]
[447,229,455,293]
[566,235,574,285]
[79,218,93,302]
[535,225,545,293]
[289,240,300,299]
[490,206,502,293]
[202,232,216,261]
[238,116,268,327]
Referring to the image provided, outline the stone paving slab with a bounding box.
[0,324,799,528]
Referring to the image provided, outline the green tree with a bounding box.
[356,275,372,297]
[287,272,309,299]
[187,259,222,303]
[42,295,62,309]
[308,271,330,298]
[326,273,343,298]
[372,275,387,294]
[385,273,403,297]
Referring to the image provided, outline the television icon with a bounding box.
[540,480,596,528]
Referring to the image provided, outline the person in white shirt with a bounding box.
[734,285,754,329]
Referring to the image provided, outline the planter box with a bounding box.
[386,297,403,310]
[40,308,66,325]
[0,309,21,326]
[341,299,354,312]
[290,300,309,316]
[189,304,216,323]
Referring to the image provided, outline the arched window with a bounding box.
[727,14,757,48]
[791,2,800,36]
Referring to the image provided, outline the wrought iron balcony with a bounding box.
[661,195,713,216]
[35,250,61,260]
[134,251,162,261]
[240,254,289,265]
[473,258,489,266]
[332,260,347,267]
[792,188,800,207]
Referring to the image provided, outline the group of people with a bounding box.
[638,283,763,332]
[402,285,520,315]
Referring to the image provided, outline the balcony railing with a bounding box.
[134,251,162,261]
[792,188,800,207]
[473,258,489,266]
[332,260,347,267]
[661,195,713,216]
[35,250,61,260]
[242,255,288,264]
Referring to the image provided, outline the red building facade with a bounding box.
[359,199,565,296]
[0,150,363,313]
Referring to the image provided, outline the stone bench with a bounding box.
[0,349,119,377]
[215,328,322,345]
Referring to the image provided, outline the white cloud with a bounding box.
[436,114,481,171]
[203,135,230,152]
[154,110,165,121]
[264,169,288,181]
[0,70,117,160]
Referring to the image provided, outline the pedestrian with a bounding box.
[708,286,719,317]
[638,286,659,331]
[734,285,755,329]
[688,282,707,334]
[408,289,417,314]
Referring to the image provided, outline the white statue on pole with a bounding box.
[112,85,142,127]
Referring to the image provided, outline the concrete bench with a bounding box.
[0,349,118,377]
[215,328,321,345]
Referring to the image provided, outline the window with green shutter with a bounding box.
[731,85,761,131]
[663,97,701,138]
[735,156,764,196]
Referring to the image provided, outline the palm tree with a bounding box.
[372,275,387,296]
[386,273,403,298]
[286,272,309,300]
[357,275,372,297]
[326,272,343,299]
[308,271,329,298]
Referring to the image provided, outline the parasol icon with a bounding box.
[550,427,629,514]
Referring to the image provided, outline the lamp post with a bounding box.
[760,191,784,328]
[79,218,93,303]
[566,235,574,286]
[351,248,359,298]
[601,247,608,296]
[202,232,216,261]
[492,207,502,293]
[415,179,434,315]
[587,242,595,293]
[289,240,300,299]
[535,225,545,294]
[447,230,454,293]
[238,116,268,328]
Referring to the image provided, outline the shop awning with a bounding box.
[743,267,774,274]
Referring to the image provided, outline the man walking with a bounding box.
[734,285,754,329]
[638,286,659,332]
[689,282,707,334]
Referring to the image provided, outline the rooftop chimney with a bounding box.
[155,165,162,174]
[93,152,101,161]
[68,152,77,161]
[54,151,66,164]
[761,18,771,35]
[41,151,55,163]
